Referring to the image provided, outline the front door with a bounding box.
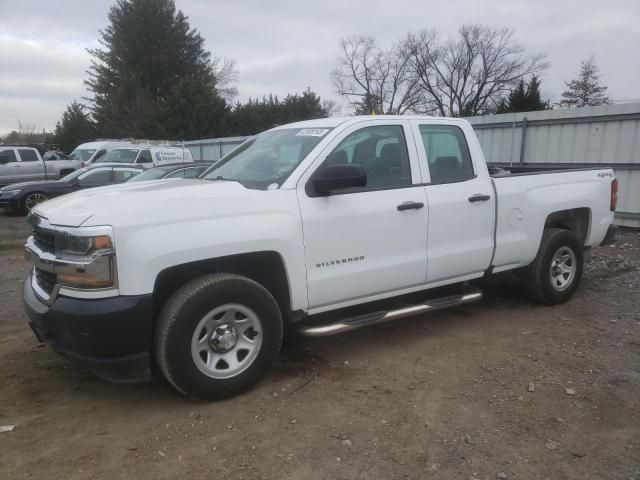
[298,120,428,310]
[0,149,21,185]
[411,122,495,282]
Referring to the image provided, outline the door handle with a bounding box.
[397,201,424,211]
[468,194,491,203]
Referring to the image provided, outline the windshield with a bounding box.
[99,148,140,163]
[68,149,96,161]
[127,167,175,182]
[201,128,332,189]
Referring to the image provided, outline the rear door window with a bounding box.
[18,149,39,162]
[418,125,475,184]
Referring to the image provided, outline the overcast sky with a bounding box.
[0,0,639,134]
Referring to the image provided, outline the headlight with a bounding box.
[54,227,116,289]
[1,190,21,198]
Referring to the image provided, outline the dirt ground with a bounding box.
[0,213,639,480]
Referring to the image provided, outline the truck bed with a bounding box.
[488,164,615,274]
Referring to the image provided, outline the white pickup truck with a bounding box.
[22,116,618,400]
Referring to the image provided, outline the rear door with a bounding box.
[0,149,21,185]
[411,121,495,282]
[17,149,45,181]
[297,120,428,310]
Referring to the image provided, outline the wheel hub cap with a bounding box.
[550,246,577,292]
[209,323,238,353]
[190,304,262,380]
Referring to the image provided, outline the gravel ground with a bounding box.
[0,213,639,480]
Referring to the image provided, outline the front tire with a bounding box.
[521,228,583,305]
[155,273,283,400]
[22,192,49,214]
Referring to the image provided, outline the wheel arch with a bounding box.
[152,251,292,323]
[544,207,591,246]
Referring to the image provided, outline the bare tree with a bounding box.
[332,36,422,115]
[405,25,549,116]
[560,57,610,108]
[213,57,239,102]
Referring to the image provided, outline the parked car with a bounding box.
[0,146,81,187]
[126,162,213,183]
[68,141,132,167]
[95,145,193,168]
[23,116,617,400]
[0,164,142,213]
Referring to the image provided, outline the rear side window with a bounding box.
[0,150,17,164]
[19,149,38,162]
[419,125,474,184]
[79,169,112,187]
[113,169,140,183]
[138,150,153,163]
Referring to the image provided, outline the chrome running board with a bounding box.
[297,290,483,337]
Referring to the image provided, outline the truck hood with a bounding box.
[33,179,258,227]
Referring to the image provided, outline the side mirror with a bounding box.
[312,164,367,195]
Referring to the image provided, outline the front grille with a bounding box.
[33,225,55,253]
[35,268,57,295]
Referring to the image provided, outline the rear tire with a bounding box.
[155,273,283,401]
[521,228,583,305]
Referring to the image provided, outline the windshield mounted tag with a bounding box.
[296,128,329,137]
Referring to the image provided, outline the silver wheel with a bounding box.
[24,193,48,210]
[550,246,577,292]
[190,303,262,379]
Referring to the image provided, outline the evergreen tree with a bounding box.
[53,102,97,153]
[225,89,329,135]
[496,76,548,113]
[560,57,610,108]
[85,0,229,139]
[354,93,383,115]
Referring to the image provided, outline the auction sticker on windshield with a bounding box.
[296,128,330,137]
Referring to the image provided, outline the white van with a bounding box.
[95,145,193,168]
[68,141,132,166]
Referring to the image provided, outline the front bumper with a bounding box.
[0,197,19,210]
[22,273,153,382]
[600,224,617,246]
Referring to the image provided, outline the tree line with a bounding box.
[6,0,613,153]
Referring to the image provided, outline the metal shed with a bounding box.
[184,136,247,162]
